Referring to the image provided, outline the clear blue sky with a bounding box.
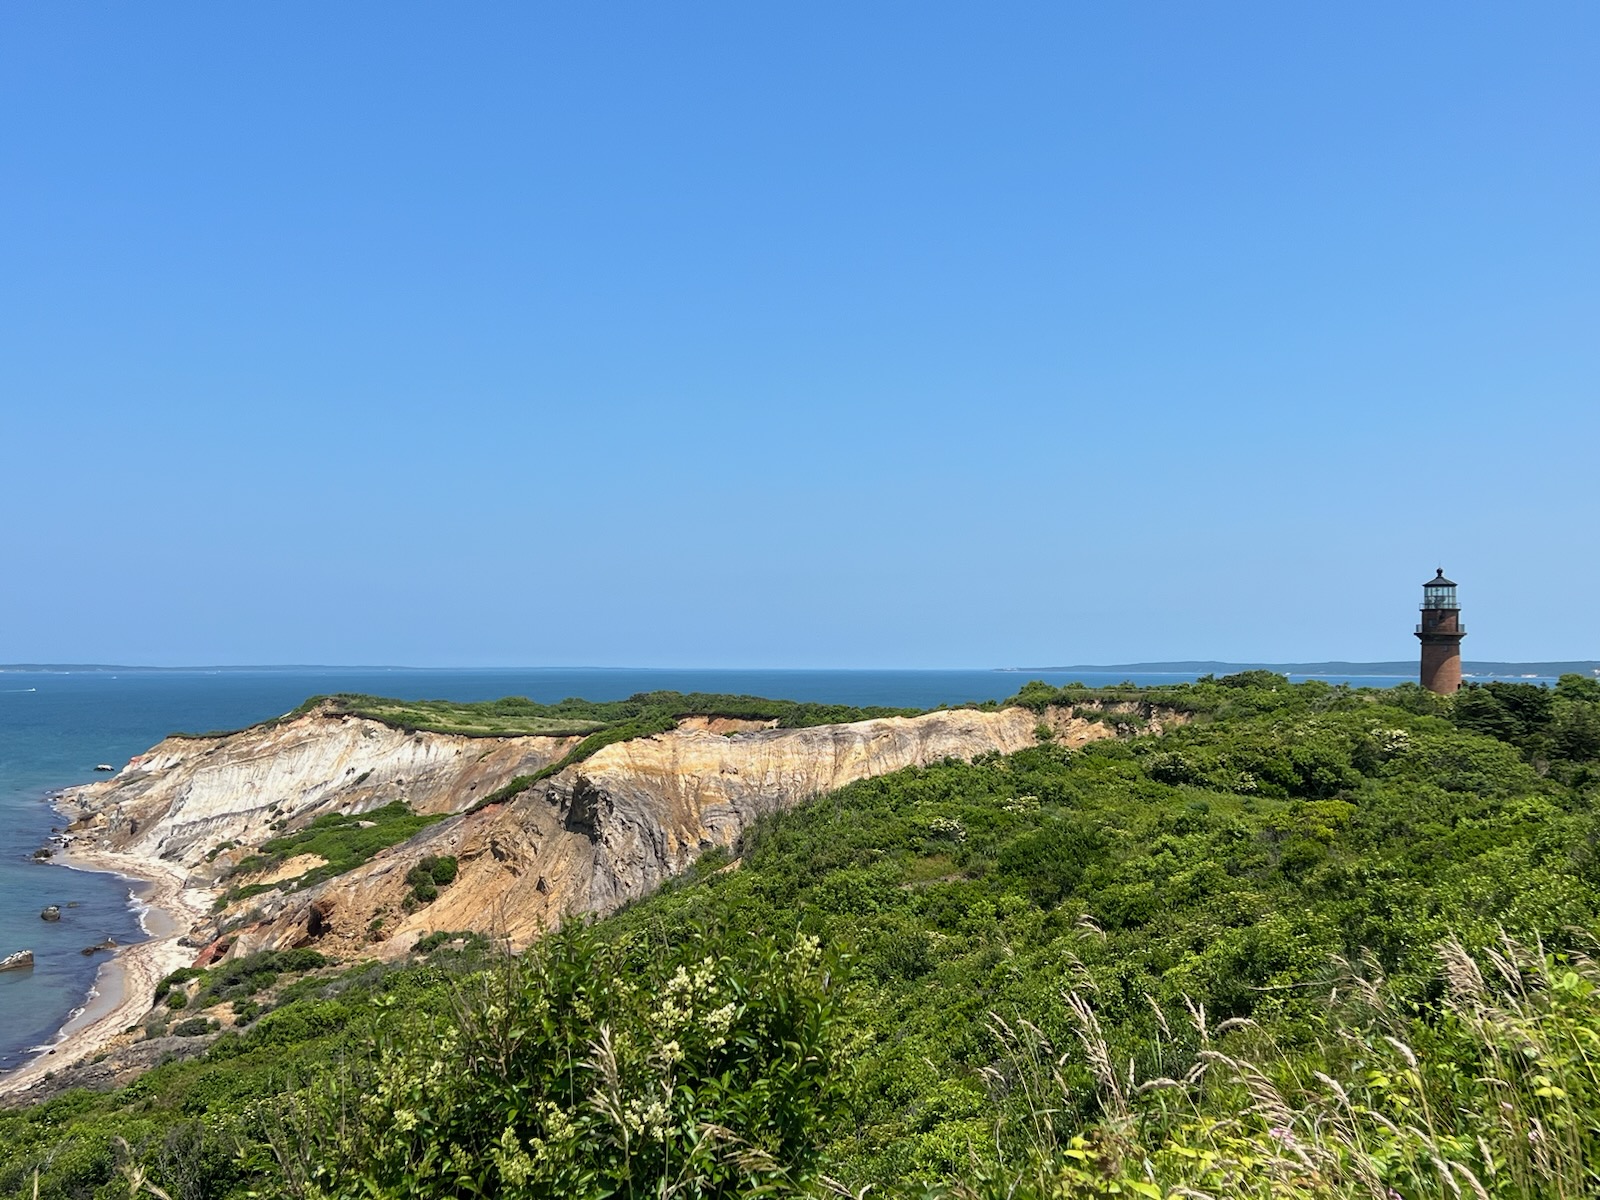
[3,5,1595,667]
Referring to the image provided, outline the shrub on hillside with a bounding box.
[405,855,457,905]
[265,922,846,1199]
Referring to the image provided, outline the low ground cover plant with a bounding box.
[217,803,448,907]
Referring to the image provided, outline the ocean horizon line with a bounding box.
[8,659,1599,674]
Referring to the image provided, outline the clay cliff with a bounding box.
[57,702,1144,966]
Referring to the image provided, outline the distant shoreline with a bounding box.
[8,660,1598,678]
[1012,660,1600,678]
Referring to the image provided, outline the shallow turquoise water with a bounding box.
[0,663,1539,1071]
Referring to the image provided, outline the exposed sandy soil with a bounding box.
[0,848,215,1101]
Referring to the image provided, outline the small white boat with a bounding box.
[94,763,115,772]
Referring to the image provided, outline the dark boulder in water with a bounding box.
[40,905,61,922]
[0,950,34,971]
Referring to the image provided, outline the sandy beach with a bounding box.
[0,845,214,1100]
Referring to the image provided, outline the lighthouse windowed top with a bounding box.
[1422,569,1458,611]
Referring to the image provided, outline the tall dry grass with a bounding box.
[950,932,1600,1199]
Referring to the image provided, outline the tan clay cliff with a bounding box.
[56,701,1158,967]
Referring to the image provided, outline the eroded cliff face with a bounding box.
[60,711,578,870]
[59,703,1137,966]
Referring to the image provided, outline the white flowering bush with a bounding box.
[925,816,967,843]
[267,923,845,1199]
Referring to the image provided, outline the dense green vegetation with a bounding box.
[153,950,330,1026]
[6,674,1600,1198]
[217,802,448,908]
[1452,675,1600,783]
[307,690,928,739]
[269,924,844,1198]
[171,689,929,745]
[404,854,458,906]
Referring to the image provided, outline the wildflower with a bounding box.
[542,1101,574,1143]
[704,1001,737,1048]
[692,957,716,991]
[625,1096,671,1141]
[492,1126,537,1186]
[657,998,689,1030]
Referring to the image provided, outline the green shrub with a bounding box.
[267,923,846,1198]
[154,965,204,1005]
[413,930,491,957]
[429,855,458,885]
[406,855,458,904]
[412,930,453,954]
[231,998,263,1025]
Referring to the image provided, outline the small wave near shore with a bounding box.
[0,840,214,1101]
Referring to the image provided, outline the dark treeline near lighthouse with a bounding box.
[6,670,1600,1197]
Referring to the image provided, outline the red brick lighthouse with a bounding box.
[1416,569,1466,694]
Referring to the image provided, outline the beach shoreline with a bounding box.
[0,841,213,1100]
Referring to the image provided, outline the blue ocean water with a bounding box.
[0,663,1553,1073]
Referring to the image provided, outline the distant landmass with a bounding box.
[0,663,414,672]
[6,661,1600,680]
[1023,660,1600,678]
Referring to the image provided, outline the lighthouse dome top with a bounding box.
[1422,569,1460,612]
